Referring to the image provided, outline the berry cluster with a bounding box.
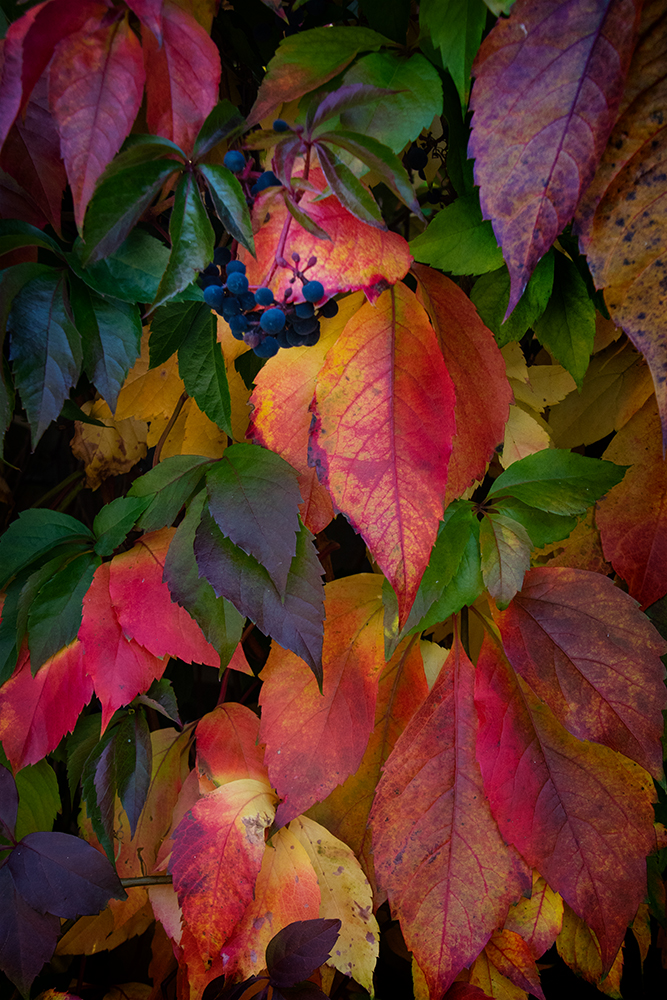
[200,248,339,358]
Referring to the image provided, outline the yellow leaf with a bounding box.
[217,316,253,442]
[469,948,528,1000]
[500,405,551,468]
[511,365,576,411]
[556,903,623,998]
[70,399,147,489]
[419,640,448,690]
[291,815,379,993]
[115,330,184,425]
[531,508,612,576]
[503,873,563,959]
[152,396,226,460]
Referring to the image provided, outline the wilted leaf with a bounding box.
[71,398,148,490]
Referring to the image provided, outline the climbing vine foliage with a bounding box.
[0,1,666,998]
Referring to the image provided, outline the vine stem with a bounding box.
[265,143,312,285]
[153,392,188,467]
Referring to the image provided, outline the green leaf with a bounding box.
[0,577,26,685]
[471,251,555,347]
[152,172,215,310]
[98,135,186,182]
[163,491,244,672]
[439,68,475,196]
[357,0,410,44]
[14,760,61,841]
[128,454,213,531]
[283,193,332,241]
[81,159,183,265]
[0,508,93,591]
[66,714,102,801]
[69,277,142,410]
[316,144,384,228]
[93,496,152,557]
[149,301,208,367]
[487,449,627,515]
[307,83,398,135]
[177,304,232,436]
[68,230,171,304]
[420,0,487,106]
[410,193,503,274]
[198,163,255,255]
[8,272,82,446]
[59,399,108,427]
[533,251,596,387]
[249,25,395,126]
[316,129,423,218]
[340,52,443,154]
[479,512,532,609]
[0,220,63,258]
[193,100,247,161]
[491,497,578,549]
[136,678,181,725]
[27,551,100,672]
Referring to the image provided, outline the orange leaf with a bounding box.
[370,630,531,997]
[259,574,385,827]
[196,702,267,787]
[483,929,544,1000]
[239,168,412,305]
[597,396,667,609]
[503,873,563,961]
[310,283,456,626]
[413,265,512,503]
[575,3,667,445]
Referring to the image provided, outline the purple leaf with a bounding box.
[0,863,60,996]
[266,918,341,988]
[95,710,152,840]
[7,830,126,918]
[0,767,18,843]
[306,84,398,135]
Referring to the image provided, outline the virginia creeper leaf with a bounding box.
[492,565,667,778]
[0,2,47,150]
[206,444,303,597]
[196,702,267,787]
[411,193,504,275]
[152,171,214,309]
[126,0,164,43]
[315,143,385,228]
[48,11,145,230]
[142,0,221,156]
[193,99,246,160]
[177,304,232,436]
[420,0,487,105]
[475,634,657,970]
[468,0,641,314]
[198,163,255,255]
[0,508,93,591]
[13,760,61,842]
[95,709,153,842]
[259,574,384,826]
[69,229,171,304]
[150,300,210,367]
[503,873,564,961]
[266,917,342,988]
[307,83,396,134]
[483,929,545,1000]
[370,630,531,997]
[0,766,18,842]
[533,252,596,388]
[8,271,82,446]
[0,219,62,258]
[129,454,213,531]
[93,134,186,181]
[310,283,456,626]
[93,496,152,557]
[556,901,625,996]
[471,252,555,347]
[0,864,61,998]
[195,506,325,682]
[27,550,100,672]
[491,497,578,549]
[479,511,532,608]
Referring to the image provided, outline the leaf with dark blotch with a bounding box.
[178,304,232,436]
[69,277,142,410]
[7,830,126,918]
[195,507,324,682]
[8,272,82,446]
[198,163,255,255]
[81,159,182,265]
[69,230,170,304]
[152,171,215,309]
[266,919,342,988]
[27,550,100,673]
[206,444,303,597]
[0,766,18,843]
[193,100,246,160]
[95,710,152,840]
[164,491,244,671]
[0,864,61,997]
[316,143,385,228]
[307,84,397,134]
[93,495,152,557]
[129,455,213,532]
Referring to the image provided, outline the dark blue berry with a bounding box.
[293,317,319,336]
[254,287,274,306]
[240,292,257,311]
[222,298,241,319]
[202,263,219,276]
[260,307,286,334]
[302,328,321,346]
[405,143,428,171]
[273,119,289,132]
[303,280,324,303]
[203,285,226,310]
[254,170,280,193]
[319,299,339,319]
[295,301,315,319]
[254,336,280,358]
[227,272,249,296]
[276,329,293,349]
[229,315,248,339]
[224,150,246,173]
[214,246,232,266]
[286,328,306,347]
[200,274,223,289]
[226,260,246,275]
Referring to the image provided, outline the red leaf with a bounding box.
[126,0,164,43]
[0,641,92,771]
[169,779,276,967]
[370,631,531,997]
[108,528,219,667]
[240,169,412,305]
[474,634,657,971]
[597,397,667,609]
[142,0,221,156]
[259,574,385,827]
[413,264,512,504]
[196,702,268,787]
[468,0,641,314]
[309,283,456,626]
[49,10,145,230]
[79,562,167,731]
[492,565,667,777]
[0,74,66,235]
[575,3,667,446]
[0,3,45,151]
[484,928,545,1000]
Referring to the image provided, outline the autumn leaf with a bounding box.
[310,283,455,626]
[70,398,148,490]
[556,902,624,997]
[259,574,385,827]
[480,929,545,1000]
[468,0,640,314]
[240,167,412,305]
[475,634,657,970]
[370,629,531,998]
[503,873,564,961]
[196,702,268,787]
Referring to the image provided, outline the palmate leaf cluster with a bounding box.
[0,1,666,999]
